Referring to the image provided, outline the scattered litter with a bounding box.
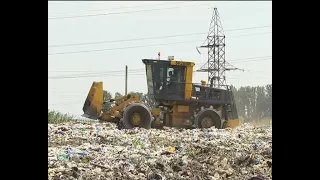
[48,122,272,179]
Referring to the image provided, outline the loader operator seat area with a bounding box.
[145,59,187,100]
[167,68,177,90]
[168,70,176,84]
[166,67,186,98]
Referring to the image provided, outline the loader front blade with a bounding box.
[82,81,104,120]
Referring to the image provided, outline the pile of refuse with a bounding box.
[48,122,272,180]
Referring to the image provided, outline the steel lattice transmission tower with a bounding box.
[196,8,229,89]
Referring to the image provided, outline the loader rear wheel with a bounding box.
[195,109,222,129]
[122,103,152,129]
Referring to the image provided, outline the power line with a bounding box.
[49,2,187,16]
[48,32,271,56]
[50,56,270,74]
[49,68,270,75]
[194,56,271,68]
[49,57,270,76]
[50,91,87,95]
[48,71,144,77]
[49,102,82,106]
[48,68,144,74]
[228,75,271,79]
[228,32,271,38]
[194,59,271,69]
[49,69,271,80]
[48,57,271,80]
[48,73,145,79]
[198,31,272,48]
[48,25,271,48]
[228,56,272,62]
[194,56,271,64]
[229,76,271,80]
[47,39,206,56]
[49,73,144,79]
[231,58,271,64]
[48,2,225,20]
[224,63,271,74]
[48,56,271,79]
[245,70,272,74]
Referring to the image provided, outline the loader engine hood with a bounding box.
[82,81,104,120]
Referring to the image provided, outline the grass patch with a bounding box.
[48,109,75,124]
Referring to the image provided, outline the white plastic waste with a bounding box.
[48,122,272,180]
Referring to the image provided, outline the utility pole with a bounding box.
[125,65,128,95]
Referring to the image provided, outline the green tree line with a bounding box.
[103,84,272,121]
[231,84,272,122]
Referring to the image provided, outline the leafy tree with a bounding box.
[256,86,266,120]
[102,90,113,112]
[115,92,123,98]
[227,84,272,121]
[265,84,272,118]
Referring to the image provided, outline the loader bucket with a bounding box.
[226,119,241,128]
[82,81,104,120]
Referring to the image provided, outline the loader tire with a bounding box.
[122,103,152,129]
[195,109,222,129]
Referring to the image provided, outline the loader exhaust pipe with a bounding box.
[82,81,104,120]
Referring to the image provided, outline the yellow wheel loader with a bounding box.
[82,57,240,129]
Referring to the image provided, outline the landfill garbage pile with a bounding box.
[48,122,272,180]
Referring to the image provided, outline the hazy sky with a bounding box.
[48,1,272,116]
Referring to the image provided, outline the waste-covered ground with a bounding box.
[48,122,272,180]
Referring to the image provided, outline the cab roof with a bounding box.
[142,59,195,66]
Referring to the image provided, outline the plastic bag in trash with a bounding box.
[48,122,272,180]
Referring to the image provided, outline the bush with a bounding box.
[48,109,75,124]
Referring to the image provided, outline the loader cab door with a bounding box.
[144,61,167,99]
[143,59,186,101]
[166,66,186,99]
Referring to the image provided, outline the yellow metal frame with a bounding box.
[83,82,104,118]
[83,81,140,122]
[83,59,241,129]
[177,105,189,113]
[169,60,194,100]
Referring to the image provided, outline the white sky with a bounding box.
[48,1,272,116]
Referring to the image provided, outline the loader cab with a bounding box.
[142,59,194,101]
